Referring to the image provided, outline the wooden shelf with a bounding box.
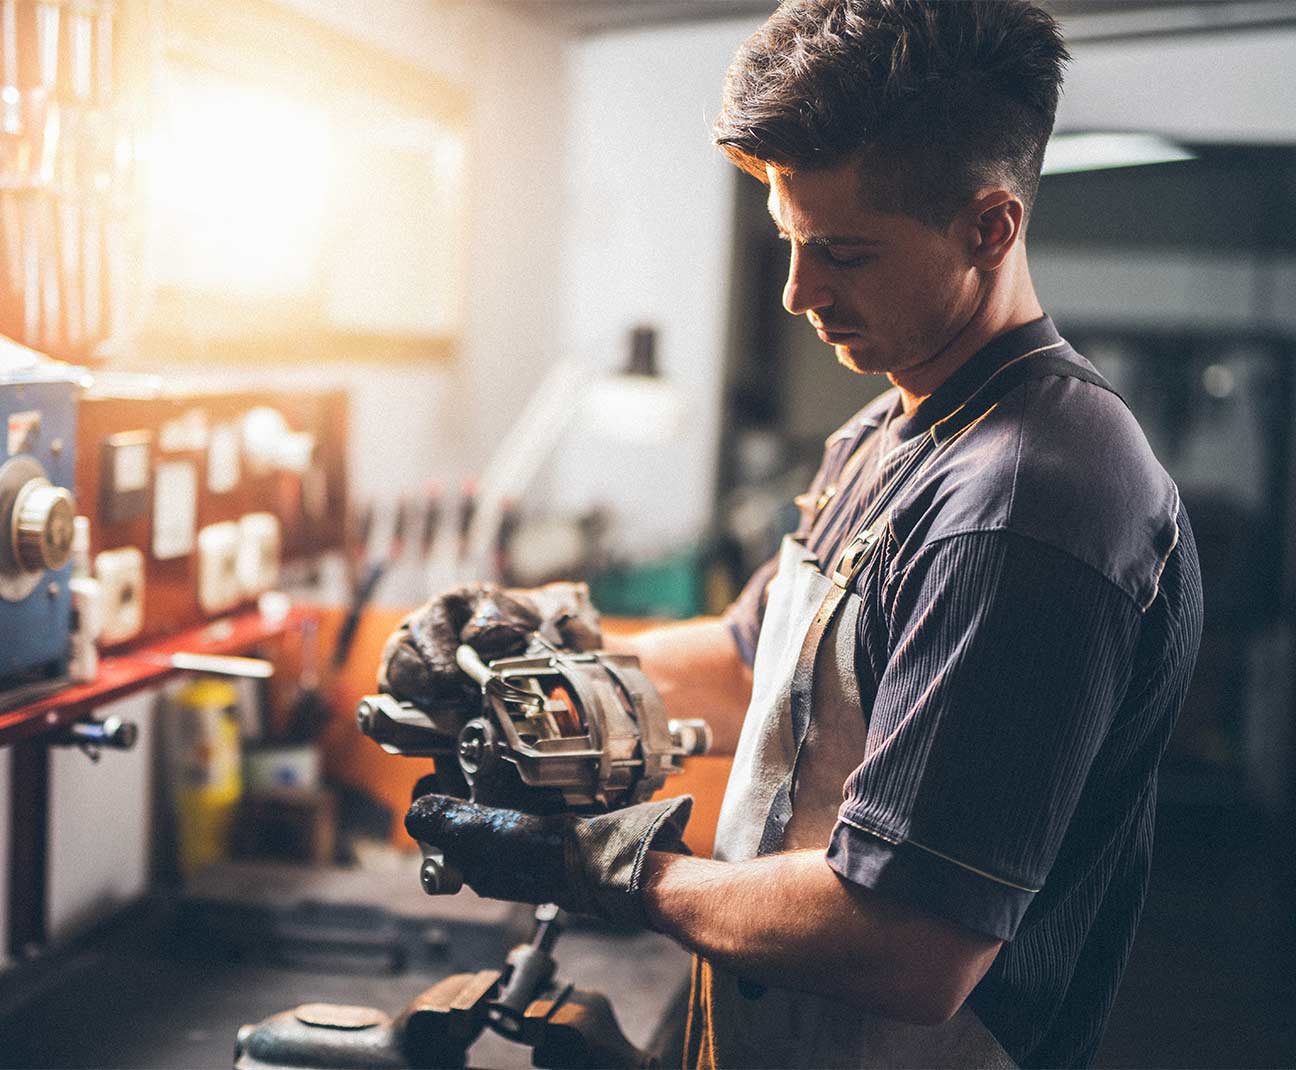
[0,607,314,748]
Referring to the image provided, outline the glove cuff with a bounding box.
[525,581,603,652]
[565,795,693,928]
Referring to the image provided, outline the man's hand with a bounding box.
[405,792,692,927]
[378,581,603,736]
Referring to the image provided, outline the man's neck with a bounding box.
[890,258,1044,415]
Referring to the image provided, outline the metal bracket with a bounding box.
[831,529,881,588]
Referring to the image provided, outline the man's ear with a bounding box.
[964,191,1023,270]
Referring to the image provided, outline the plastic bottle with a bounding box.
[172,676,243,878]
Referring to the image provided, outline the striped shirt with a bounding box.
[726,316,1203,1067]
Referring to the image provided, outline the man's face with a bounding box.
[766,160,980,376]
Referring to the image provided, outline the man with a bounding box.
[384,2,1203,1066]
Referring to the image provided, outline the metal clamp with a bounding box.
[48,713,138,762]
[831,529,881,588]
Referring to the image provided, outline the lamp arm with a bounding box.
[455,358,592,582]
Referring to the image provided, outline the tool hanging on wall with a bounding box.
[333,497,409,672]
[0,0,121,363]
[276,498,408,745]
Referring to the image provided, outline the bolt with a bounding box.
[421,857,445,895]
[458,734,483,765]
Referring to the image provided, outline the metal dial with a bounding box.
[14,478,76,572]
[0,455,77,602]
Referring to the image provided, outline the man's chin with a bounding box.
[835,342,887,376]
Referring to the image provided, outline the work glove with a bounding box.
[378,580,603,734]
[405,793,692,928]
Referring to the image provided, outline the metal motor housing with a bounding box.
[356,645,710,815]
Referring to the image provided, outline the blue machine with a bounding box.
[0,359,82,689]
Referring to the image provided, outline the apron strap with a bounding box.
[756,349,1119,857]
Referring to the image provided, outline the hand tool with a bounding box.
[235,903,658,1070]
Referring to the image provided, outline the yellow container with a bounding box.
[172,677,242,878]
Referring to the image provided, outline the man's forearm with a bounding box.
[606,617,753,753]
[640,849,1003,1026]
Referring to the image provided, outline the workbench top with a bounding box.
[0,856,692,1070]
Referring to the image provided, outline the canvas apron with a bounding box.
[686,351,1118,1069]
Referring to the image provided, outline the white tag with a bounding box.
[94,546,145,645]
[207,423,241,494]
[153,460,198,560]
[112,438,150,493]
[198,521,243,612]
[237,512,281,596]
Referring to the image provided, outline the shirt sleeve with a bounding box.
[825,528,1142,940]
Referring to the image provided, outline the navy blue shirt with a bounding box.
[726,316,1203,1067]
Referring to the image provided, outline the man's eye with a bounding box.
[823,247,873,267]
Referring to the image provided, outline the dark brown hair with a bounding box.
[714,0,1070,228]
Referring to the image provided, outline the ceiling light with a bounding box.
[1042,132,1196,176]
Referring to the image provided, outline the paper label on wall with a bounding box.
[153,460,198,560]
[112,439,150,493]
[207,423,241,494]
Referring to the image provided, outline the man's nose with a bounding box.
[782,244,832,316]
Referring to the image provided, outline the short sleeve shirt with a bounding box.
[725,316,1203,1068]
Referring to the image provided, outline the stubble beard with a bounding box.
[835,342,888,376]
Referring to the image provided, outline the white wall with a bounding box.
[148,0,572,526]
[1058,24,1296,143]
[548,18,761,559]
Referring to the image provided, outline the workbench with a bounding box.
[3,607,307,959]
[0,856,692,1069]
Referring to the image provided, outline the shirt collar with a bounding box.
[892,315,1066,441]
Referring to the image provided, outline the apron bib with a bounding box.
[687,350,1118,1068]
[690,535,1015,1070]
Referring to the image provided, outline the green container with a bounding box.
[589,550,707,620]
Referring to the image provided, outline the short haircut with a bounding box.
[713,0,1070,228]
